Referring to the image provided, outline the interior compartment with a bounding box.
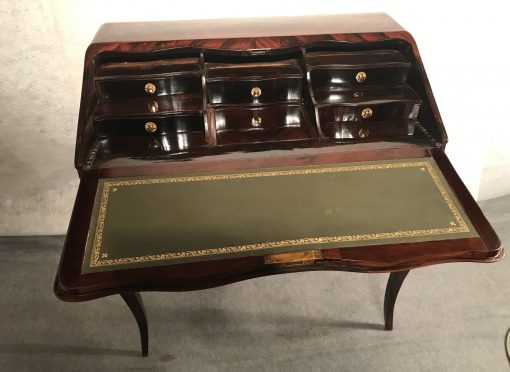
[84,44,437,164]
[92,55,205,143]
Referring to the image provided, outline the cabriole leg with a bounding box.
[120,291,149,356]
[384,270,410,331]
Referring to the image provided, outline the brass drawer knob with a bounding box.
[252,114,262,127]
[148,100,159,113]
[359,128,369,139]
[356,71,367,83]
[361,107,373,119]
[251,86,262,98]
[145,121,157,133]
[144,82,156,94]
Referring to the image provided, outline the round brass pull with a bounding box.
[251,86,262,98]
[252,115,262,127]
[144,82,156,94]
[356,71,367,83]
[147,101,159,113]
[144,121,157,133]
[359,128,369,139]
[361,107,373,119]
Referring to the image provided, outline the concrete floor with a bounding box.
[1,196,509,371]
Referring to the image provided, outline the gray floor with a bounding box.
[1,196,509,372]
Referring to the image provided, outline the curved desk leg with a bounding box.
[121,292,149,356]
[384,270,410,331]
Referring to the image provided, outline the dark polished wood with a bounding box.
[384,270,410,330]
[54,13,503,356]
[120,292,148,356]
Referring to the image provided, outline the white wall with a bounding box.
[1,0,509,235]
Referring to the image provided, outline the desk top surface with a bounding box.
[92,13,404,44]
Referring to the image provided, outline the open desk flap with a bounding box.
[79,156,480,273]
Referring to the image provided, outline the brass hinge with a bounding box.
[264,249,323,266]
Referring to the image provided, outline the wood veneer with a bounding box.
[55,13,503,357]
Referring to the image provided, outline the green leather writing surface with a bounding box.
[82,158,477,273]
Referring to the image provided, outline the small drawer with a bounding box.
[306,50,411,89]
[214,104,307,131]
[96,57,201,77]
[205,59,303,105]
[322,120,417,140]
[313,86,420,105]
[95,74,202,99]
[216,126,312,145]
[99,132,207,155]
[212,104,315,145]
[207,77,302,105]
[93,94,203,119]
[94,114,204,138]
[318,101,421,123]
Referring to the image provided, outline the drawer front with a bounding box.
[214,105,306,131]
[96,74,202,99]
[99,132,207,155]
[207,77,302,105]
[318,101,421,123]
[94,114,204,137]
[94,95,203,118]
[310,66,409,90]
[313,86,421,106]
[213,104,314,145]
[216,127,312,145]
[321,120,417,139]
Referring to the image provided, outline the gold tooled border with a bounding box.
[87,160,471,268]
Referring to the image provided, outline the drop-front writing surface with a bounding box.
[82,158,477,272]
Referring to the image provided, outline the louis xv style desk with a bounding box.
[54,13,503,356]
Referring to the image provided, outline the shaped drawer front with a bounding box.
[321,120,417,140]
[310,66,409,90]
[96,74,202,99]
[207,77,302,105]
[213,104,314,145]
[306,50,411,90]
[94,114,204,137]
[318,101,421,123]
[205,59,303,105]
[214,104,305,131]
